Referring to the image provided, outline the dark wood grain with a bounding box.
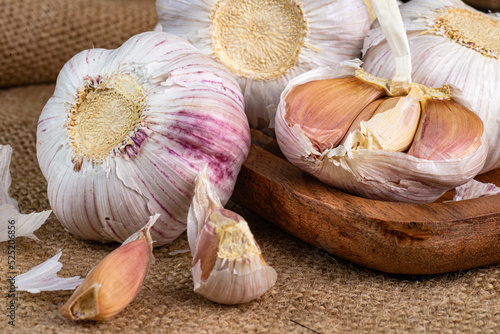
[231,130,500,274]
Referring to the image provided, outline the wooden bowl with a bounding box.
[231,130,500,275]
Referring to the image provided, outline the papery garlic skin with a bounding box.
[362,0,500,172]
[275,61,488,203]
[36,32,250,246]
[157,0,370,130]
[1,145,51,242]
[15,249,83,293]
[187,166,277,305]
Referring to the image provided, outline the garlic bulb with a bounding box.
[156,0,371,130]
[36,31,250,246]
[274,0,488,203]
[362,0,500,173]
[187,166,277,304]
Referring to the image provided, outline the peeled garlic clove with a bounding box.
[408,98,485,160]
[187,166,277,305]
[284,76,385,152]
[60,214,158,321]
[362,0,500,172]
[157,0,371,130]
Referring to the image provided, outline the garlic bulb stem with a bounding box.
[370,0,411,93]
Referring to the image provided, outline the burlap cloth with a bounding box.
[0,0,499,333]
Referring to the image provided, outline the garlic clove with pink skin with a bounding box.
[187,166,277,305]
[60,214,158,321]
[36,31,250,246]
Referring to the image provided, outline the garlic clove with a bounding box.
[60,214,158,321]
[284,77,385,152]
[408,97,485,160]
[191,208,278,305]
[343,85,422,152]
[187,166,277,305]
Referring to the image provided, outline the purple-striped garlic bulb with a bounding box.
[36,31,250,246]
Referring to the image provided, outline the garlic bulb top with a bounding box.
[156,0,370,130]
[36,31,250,246]
[362,0,500,173]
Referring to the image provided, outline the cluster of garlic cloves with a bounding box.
[60,214,158,321]
[362,0,500,173]
[187,166,277,305]
[274,0,488,203]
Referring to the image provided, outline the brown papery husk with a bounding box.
[275,60,488,203]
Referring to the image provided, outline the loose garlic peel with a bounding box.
[274,0,488,203]
[60,214,158,321]
[362,0,500,172]
[187,166,277,305]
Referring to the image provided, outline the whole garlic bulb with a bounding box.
[362,0,500,173]
[36,31,250,246]
[156,0,371,130]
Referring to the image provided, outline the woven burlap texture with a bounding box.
[0,0,157,88]
[1,0,499,333]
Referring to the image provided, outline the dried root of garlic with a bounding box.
[60,214,158,321]
[187,166,277,305]
[274,0,488,203]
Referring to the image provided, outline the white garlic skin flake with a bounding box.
[36,32,250,246]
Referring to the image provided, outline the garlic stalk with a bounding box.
[1,145,51,242]
[362,0,500,173]
[274,0,488,203]
[36,31,250,246]
[60,214,158,321]
[156,0,371,130]
[15,250,83,293]
[187,166,277,305]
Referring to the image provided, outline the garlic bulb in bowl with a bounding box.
[36,31,250,246]
[362,0,500,173]
[156,0,370,130]
[274,0,488,203]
